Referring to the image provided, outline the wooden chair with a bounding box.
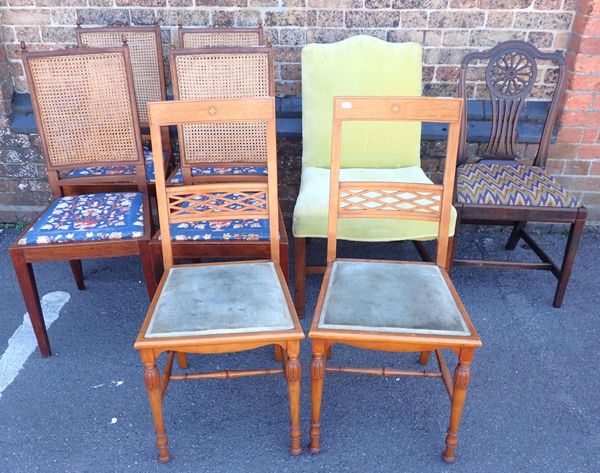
[308,97,482,463]
[178,23,264,48]
[148,46,289,287]
[9,47,156,358]
[75,22,171,185]
[135,97,304,463]
[452,41,587,308]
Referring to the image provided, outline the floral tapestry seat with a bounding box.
[456,163,579,208]
[169,165,268,184]
[18,192,145,245]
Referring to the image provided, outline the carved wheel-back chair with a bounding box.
[309,97,481,463]
[452,40,587,308]
[9,47,156,358]
[76,22,171,185]
[135,97,304,463]
[148,47,289,287]
[178,23,264,48]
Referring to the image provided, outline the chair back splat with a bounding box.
[148,97,280,269]
[326,96,463,266]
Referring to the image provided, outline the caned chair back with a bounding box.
[458,40,566,167]
[170,47,274,180]
[178,26,264,48]
[76,24,167,127]
[23,47,146,196]
[327,97,463,267]
[148,98,280,269]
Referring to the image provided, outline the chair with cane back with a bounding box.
[9,47,156,358]
[135,97,304,463]
[178,22,264,48]
[308,96,482,463]
[75,21,171,185]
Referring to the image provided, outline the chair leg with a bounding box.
[554,215,586,308]
[284,342,302,456]
[325,344,332,360]
[443,349,474,464]
[309,341,326,454]
[445,236,456,274]
[274,345,283,362]
[139,240,157,299]
[419,351,431,365]
[141,352,170,463]
[10,250,51,358]
[177,352,188,369]
[294,237,306,318]
[69,260,85,290]
[280,240,290,286]
[505,221,526,251]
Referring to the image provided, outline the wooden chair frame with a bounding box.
[148,46,288,287]
[9,47,156,358]
[309,97,482,463]
[135,98,304,462]
[178,24,265,48]
[451,40,587,308]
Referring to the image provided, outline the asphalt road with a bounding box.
[0,226,599,473]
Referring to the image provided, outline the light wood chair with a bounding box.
[178,23,264,48]
[75,22,171,184]
[148,46,289,288]
[9,47,155,357]
[135,97,304,463]
[308,96,482,463]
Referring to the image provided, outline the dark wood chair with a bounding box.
[309,97,482,463]
[148,46,289,288]
[135,97,304,463]
[9,47,156,358]
[452,40,587,308]
[178,22,264,48]
[75,21,171,185]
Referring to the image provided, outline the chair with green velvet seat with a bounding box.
[293,35,456,316]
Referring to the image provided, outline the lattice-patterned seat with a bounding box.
[456,163,579,207]
[18,192,144,245]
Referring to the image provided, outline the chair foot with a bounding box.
[553,215,586,308]
[309,442,321,454]
[442,445,456,464]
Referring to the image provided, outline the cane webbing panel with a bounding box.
[182,31,262,48]
[174,52,270,164]
[28,52,139,168]
[79,31,162,124]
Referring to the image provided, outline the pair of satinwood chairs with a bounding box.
[8,24,582,464]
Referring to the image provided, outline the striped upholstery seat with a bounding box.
[456,163,579,208]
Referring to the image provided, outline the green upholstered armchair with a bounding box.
[292,35,456,315]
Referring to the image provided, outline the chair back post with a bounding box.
[326,96,463,268]
[148,98,279,270]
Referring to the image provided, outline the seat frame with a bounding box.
[308,97,482,463]
[451,40,587,308]
[135,97,304,463]
[9,47,156,358]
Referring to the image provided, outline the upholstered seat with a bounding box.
[318,260,469,336]
[456,163,579,207]
[18,192,145,245]
[145,262,295,338]
[169,165,267,184]
[169,218,269,241]
[293,166,457,241]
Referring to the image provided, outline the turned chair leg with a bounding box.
[294,237,306,318]
[139,241,158,299]
[141,352,170,464]
[419,351,431,365]
[443,349,474,464]
[505,221,526,250]
[10,250,51,357]
[554,215,585,308]
[69,260,85,290]
[309,342,326,454]
[177,352,188,370]
[284,342,302,456]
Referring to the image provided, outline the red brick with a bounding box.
[548,143,578,159]
[578,144,600,159]
[563,93,594,110]
[557,127,583,143]
[582,128,599,143]
[564,160,591,175]
[546,159,566,174]
[573,54,600,73]
[576,37,600,54]
[568,74,600,91]
[590,162,600,175]
[560,111,600,126]
[557,175,600,191]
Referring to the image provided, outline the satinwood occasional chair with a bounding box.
[9,47,156,358]
[178,22,264,48]
[75,21,171,185]
[135,97,304,463]
[452,41,587,308]
[309,96,482,463]
[147,46,289,287]
[293,36,457,317]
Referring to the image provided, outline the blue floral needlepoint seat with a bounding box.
[169,165,268,184]
[456,163,579,208]
[18,192,145,245]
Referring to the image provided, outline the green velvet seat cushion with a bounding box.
[292,166,456,241]
[318,261,470,336]
[145,262,294,338]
